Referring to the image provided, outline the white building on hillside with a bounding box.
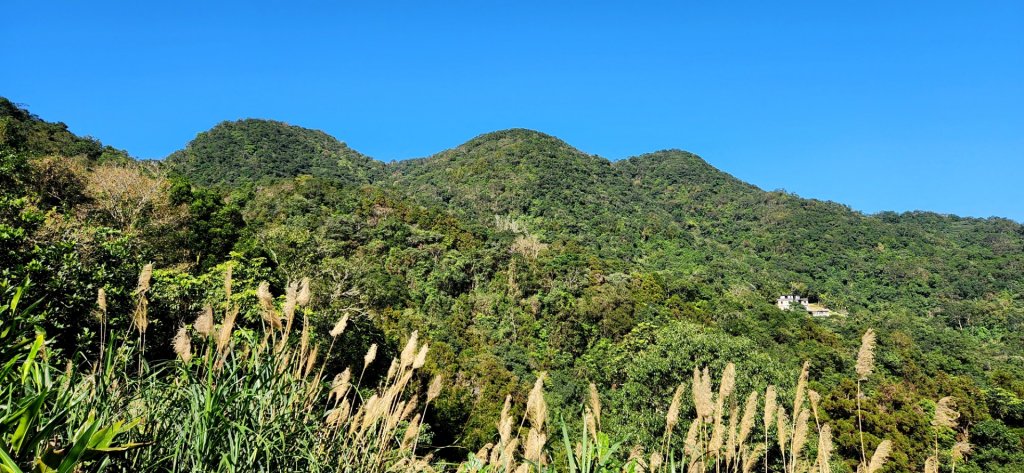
[776,294,809,311]
[776,295,831,317]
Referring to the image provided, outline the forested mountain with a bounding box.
[3,97,1023,472]
[615,149,1024,314]
[165,118,384,186]
[0,97,130,162]
[388,129,678,263]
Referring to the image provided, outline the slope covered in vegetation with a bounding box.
[2,97,1023,472]
[165,118,384,186]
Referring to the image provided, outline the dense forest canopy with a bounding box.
[1,96,1022,472]
[165,118,385,186]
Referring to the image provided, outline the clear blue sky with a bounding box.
[4,1,1022,221]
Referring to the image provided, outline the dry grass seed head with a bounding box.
[649,451,663,471]
[402,397,419,421]
[693,367,713,421]
[330,368,352,402]
[933,396,960,429]
[666,383,685,436]
[296,277,311,306]
[701,367,712,417]
[256,281,281,330]
[136,263,153,294]
[776,406,790,452]
[363,343,378,371]
[194,305,214,337]
[402,413,422,449]
[808,389,822,426]
[413,343,429,369]
[303,344,319,378]
[132,266,151,334]
[683,420,700,458]
[427,374,443,402]
[720,362,737,400]
[524,428,546,463]
[923,455,938,473]
[498,394,514,445]
[866,439,891,473]
[223,265,232,301]
[742,444,765,473]
[329,313,349,338]
[588,383,601,428]
[585,409,597,442]
[94,288,107,323]
[726,404,739,463]
[856,329,876,380]
[794,361,809,415]
[627,445,645,468]
[816,424,833,473]
[298,314,310,361]
[400,331,420,370]
[790,408,810,462]
[738,391,758,446]
[764,385,777,433]
[172,326,192,363]
[283,280,299,334]
[216,305,238,354]
[359,394,383,434]
[526,373,549,430]
[950,437,972,463]
[500,438,519,471]
[709,415,725,455]
[386,359,399,380]
[475,443,492,462]
[325,407,344,426]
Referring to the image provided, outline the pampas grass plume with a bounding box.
[867,439,891,473]
[296,277,311,307]
[933,396,960,429]
[427,374,443,403]
[666,384,685,436]
[413,343,429,370]
[764,385,777,433]
[330,313,349,338]
[172,326,192,363]
[216,304,238,354]
[856,329,876,381]
[363,343,378,371]
[194,305,214,337]
[94,287,107,323]
[526,372,548,430]
[816,424,833,473]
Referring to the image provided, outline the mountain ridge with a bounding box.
[162,119,1022,226]
[4,97,1024,471]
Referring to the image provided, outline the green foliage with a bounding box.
[165,118,384,186]
[559,413,628,473]
[0,97,129,162]
[0,280,140,472]
[3,97,1024,470]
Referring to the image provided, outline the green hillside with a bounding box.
[0,97,129,161]
[165,118,384,186]
[616,149,1024,313]
[387,128,680,263]
[3,98,1023,472]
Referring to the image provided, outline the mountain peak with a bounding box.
[165,119,383,186]
[456,128,581,155]
[616,148,757,194]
